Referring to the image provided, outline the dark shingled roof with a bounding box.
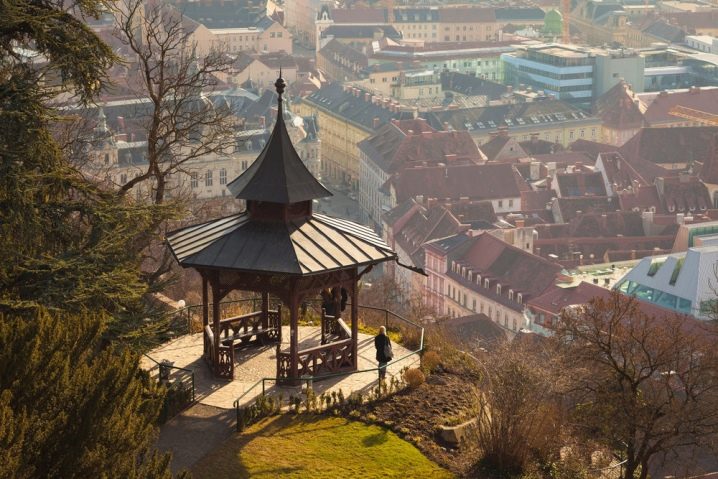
[166,76,396,276]
[227,80,331,203]
[495,7,545,21]
[303,83,412,131]
[441,71,508,101]
[166,212,395,275]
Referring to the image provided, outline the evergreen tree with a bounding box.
[0,0,177,328]
[1,2,181,477]
[0,308,178,478]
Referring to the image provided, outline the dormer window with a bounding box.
[476,274,481,285]
[508,289,514,301]
[497,284,502,295]
[484,279,490,288]
[517,293,523,304]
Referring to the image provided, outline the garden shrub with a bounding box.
[403,368,425,389]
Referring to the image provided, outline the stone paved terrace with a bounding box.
[142,326,418,409]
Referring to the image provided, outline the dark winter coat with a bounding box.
[374,333,392,363]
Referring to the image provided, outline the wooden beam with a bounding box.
[211,272,222,375]
[351,269,359,370]
[261,291,269,330]
[289,286,300,381]
[202,274,209,328]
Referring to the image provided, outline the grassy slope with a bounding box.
[192,415,454,478]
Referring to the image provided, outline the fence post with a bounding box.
[191,372,196,402]
[385,309,389,330]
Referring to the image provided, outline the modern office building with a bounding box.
[501,44,645,108]
[614,245,718,320]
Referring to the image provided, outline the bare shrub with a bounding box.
[421,350,441,374]
[403,368,426,389]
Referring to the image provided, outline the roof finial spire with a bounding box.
[275,67,285,104]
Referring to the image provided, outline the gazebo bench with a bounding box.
[219,311,280,349]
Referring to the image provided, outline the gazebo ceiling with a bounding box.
[167,212,395,276]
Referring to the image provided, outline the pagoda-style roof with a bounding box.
[167,74,396,276]
[227,76,332,204]
[167,212,395,275]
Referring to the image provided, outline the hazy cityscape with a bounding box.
[3,0,718,477]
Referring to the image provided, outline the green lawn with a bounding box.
[192,415,453,478]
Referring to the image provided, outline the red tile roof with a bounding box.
[619,127,718,183]
[439,7,496,23]
[521,189,556,211]
[361,121,482,174]
[392,163,528,204]
[595,81,646,130]
[449,232,563,310]
[618,184,665,213]
[330,7,388,24]
[642,87,718,125]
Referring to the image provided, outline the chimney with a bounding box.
[364,92,370,102]
[373,117,381,129]
[444,153,457,162]
[459,196,469,204]
[516,219,525,227]
[427,197,437,208]
[117,116,125,131]
[676,213,685,225]
[443,122,450,131]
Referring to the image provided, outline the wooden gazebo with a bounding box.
[166,76,397,382]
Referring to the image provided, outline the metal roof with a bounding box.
[166,212,396,275]
[226,77,332,204]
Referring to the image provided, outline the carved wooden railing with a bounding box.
[219,307,281,348]
[204,325,234,380]
[277,338,354,380]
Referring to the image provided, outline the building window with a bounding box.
[472,298,476,311]
[241,160,248,170]
[484,279,490,288]
[517,293,522,304]
[120,173,127,184]
[498,200,503,208]
[508,199,513,208]
[205,170,213,187]
[509,289,514,301]
[497,284,502,295]
[104,153,110,164]
[191,172,198,189]
[219,168,227,185]
[569,131,574,140]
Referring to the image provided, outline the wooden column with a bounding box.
[211,274,222,374]
[351,275,359,370]
[202,275,209,328]
[261,291,269,329]
[289,289,299,382]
